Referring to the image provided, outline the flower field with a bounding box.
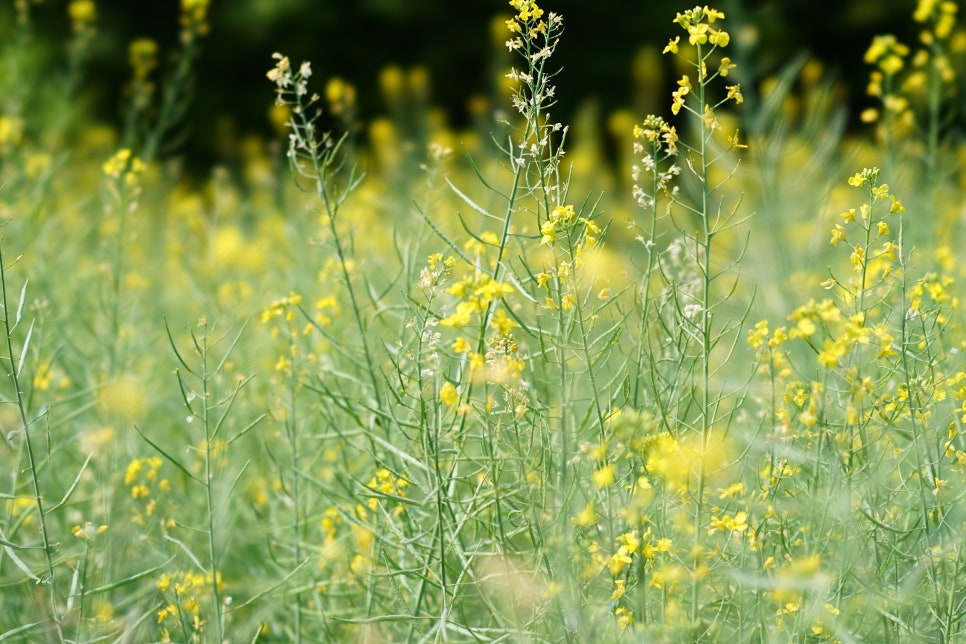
[3,1,966,642]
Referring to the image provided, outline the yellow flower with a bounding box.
[705,7,725,22]
[817,338,847,367]
[747,320,769,350]
[440,382,459,407]
[574,502,597,526]
[440,301,477,328]
[709,29,730,47]
[829,224,846,246]
[688,22,710,45]
[68,0,97,31]
[726,84,743,104]
[671,75,691,114]
[490,309,518,335]
[128,38,158,79]
[611,579,626,600]
[469,353,485,371]
[102,148,132,178]
[593,464,616,488]
[540,220,557,245]
[708,511,748,534]
[615,607,634,628]
[663,36,680,54]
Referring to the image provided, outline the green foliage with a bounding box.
[2,1,966,642]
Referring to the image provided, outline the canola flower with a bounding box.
[4,0,966,642]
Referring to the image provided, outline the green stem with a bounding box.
[287,365,302,643]
[199,326,225,643]
[0,239,64,642]
[690,41,712,628]
[310,140,384,417]
[142,28,199,163]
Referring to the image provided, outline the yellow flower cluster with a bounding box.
[365,468,410,516]
[632,115,678,154]
[671,75,691,116]
[180,0,210,34]
[861,1,958,127]
[539,203,575,245]
[261,292,303,326]
[261,291,330,376]
[266,52,315,106]
[665,6,729,51]
[156,569,223,641]
[534,204,601,312]
[32,361,71,392]
[909,272,957,320]
[826,169,904,295]
[914,0,958,37]
[126,457,163,490]
[0,115,24,152]
[68,0,97,33]
[505,0,547,41]
[417,253,456,304]
[865,34,910,75]
[125,456,171,525]
[747,319,792,378]
[128,38,158,80]
[661,6,741,122]
[266,53,291,87]
[439,271,513,329]
[644,433,695,493]
[325,76,357,117]
[102,148,147,188]
[71,521,108,540]
[708,511,748,535]
[788,299,897,367]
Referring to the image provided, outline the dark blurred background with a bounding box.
[30,0,920,169]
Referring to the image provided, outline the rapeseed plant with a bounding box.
[4,0,966,641]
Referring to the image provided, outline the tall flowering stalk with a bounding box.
[267,53,377,409]
[651,6,746,627]
[101,148,146,374]
[861,0,959,243]
[502,0,575,491]
[120,0,210,160]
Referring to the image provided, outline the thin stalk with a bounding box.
[199,326,226,643]
[895,185,946,641]
[107,198,128,375]
[0,241,63,642]
[690,40,712,627]
[312,149,384,415]
[141,25,201,163]
[286,368,302,643]
[634,139,664,410]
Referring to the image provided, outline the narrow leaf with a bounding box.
[163,317,194,374]
[16,319,33,377]
[85,557,175,595]
[135,425,200,483]
[46,453,93,512]
[14,280,27,327]
[446,178,498,220]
